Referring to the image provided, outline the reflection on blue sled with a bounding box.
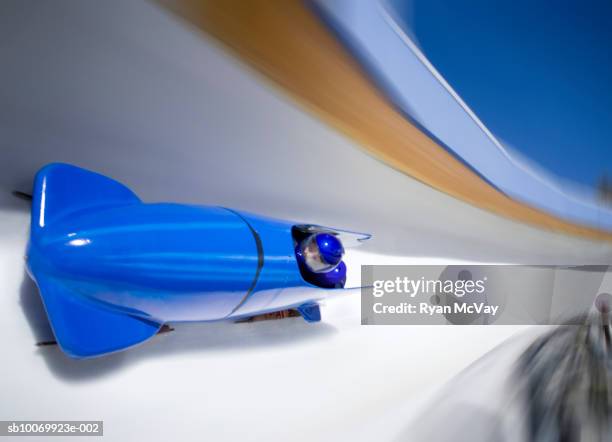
[26,164,370,359]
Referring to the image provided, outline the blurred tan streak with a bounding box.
[157,0,612,242]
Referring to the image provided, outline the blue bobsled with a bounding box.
[26,163,369,359]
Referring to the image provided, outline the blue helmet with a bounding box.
[295,243,346,288]
[315,233,344,266]
[297,233,344,274]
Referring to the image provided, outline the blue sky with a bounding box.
[390,0,612,193]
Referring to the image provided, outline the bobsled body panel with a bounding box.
[29,203,259,321]
[30,274,163,358]
[226,210,320,318]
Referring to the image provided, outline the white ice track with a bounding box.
[0,1,610,441]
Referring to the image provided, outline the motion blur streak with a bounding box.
[517,307,612,441]
[315,0,612,232]
[157,0,612,241]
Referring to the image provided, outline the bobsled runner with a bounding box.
[26,163,370,358]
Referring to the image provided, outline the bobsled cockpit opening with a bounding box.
[291,225,370,289]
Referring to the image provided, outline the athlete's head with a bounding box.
[298,233,344,273]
